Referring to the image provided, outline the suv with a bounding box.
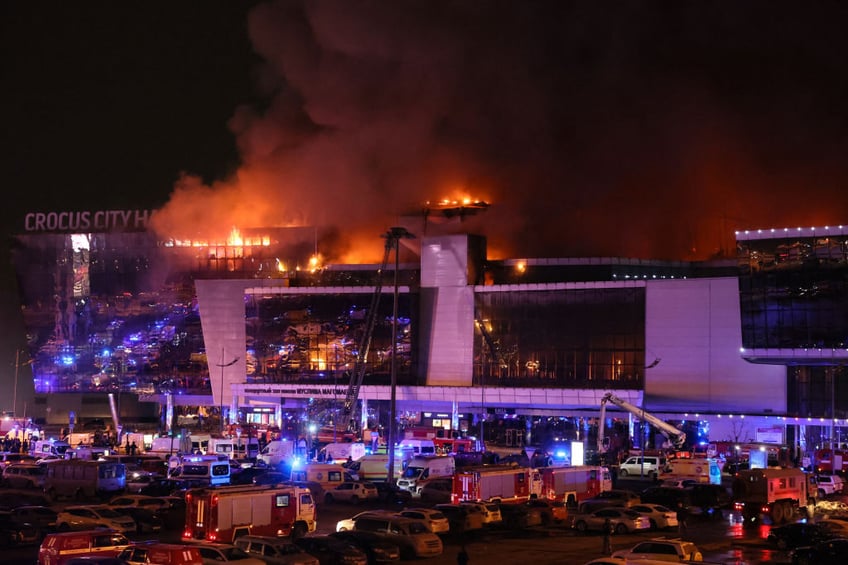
[612,538,703,561]
[579,489,641,513]
[233,535,319,565]
[2,463,46,489]
[619,456,666,480]
[816,475,845,497]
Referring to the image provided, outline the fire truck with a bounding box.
[538,465,611,507]
[451,465,542,503]
[731,467,813,525]
[182,484,317,542]
[814,448,848,473]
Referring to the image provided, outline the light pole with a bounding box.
[216,348,239,436]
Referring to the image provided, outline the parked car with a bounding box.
[497,502,543,529]
[293,534,368,565]
[433,504,484,533]
[816,518,848,537]
[350,514,443,559]
[234,534,320,565]
[611,538,703,562]
[524,498,568,524]
[111,507,162,534]
[2,462,46,489]
[336,511,396,532]
[9,505,58,532]
[329,530,401,564]
[323,481,379,505]
[815,475,845,497]
[659,478,696,489]
[617,456,666,480]
[417,479,452,504]
[125,472,166,494]
[107,495,170,511]
[394,508,450,534]
[0,510,42,546]
[628,503,679,530]
[571,507,652,535]
[767,522,837,550]
[56,506,137,534]
[639,486,695,512]
[721,461,749,476]
[252,471,288,486]
[458,501,503,526]
[579,489,641,513]
[189,542,266,565]
[791,537,848,565]
[119,542,203,565]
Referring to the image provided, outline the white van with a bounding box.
[168,454,231,486]
[257,440,296,467]
[354,452,410,481]
[290,462,358,497]
[618,455,666,480]
[396,455,456,494]
[319,442,366,463]
[398,439,437,456]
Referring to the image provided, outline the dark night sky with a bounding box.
[3,1,848,409]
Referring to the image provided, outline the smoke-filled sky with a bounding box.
[6,0,848,267]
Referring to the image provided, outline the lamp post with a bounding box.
[385,227,414,483]
[216,348,239,435]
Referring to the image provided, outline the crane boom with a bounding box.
[341,228,412,433]
[598,392,686,454]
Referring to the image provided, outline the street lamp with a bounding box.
[216,348,240,435]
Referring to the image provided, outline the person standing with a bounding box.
[676,502,688,534]
[602,518,613,555]
[457,545,469,565]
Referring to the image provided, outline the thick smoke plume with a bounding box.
[151,1,848,262]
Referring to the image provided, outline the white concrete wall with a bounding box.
[644,277,786,414]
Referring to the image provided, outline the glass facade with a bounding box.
[244,292,417,386]
[473,287,645,389]
[737,232,848,351]
[10,227,324,395]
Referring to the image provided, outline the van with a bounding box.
[351,453,408,481]
[619,456,666,480]
[661,458,722,485]
[290,463,357,496]
[319,442,367,463]
[397,439,436,456]
[119,542,203,565]
[396,455,456,494]
[256,440,296,467]
[38,530,131,565]
[168,455,230,486]
[352,514,443,558]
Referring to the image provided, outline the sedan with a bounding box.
[524,499,568,524]
[323,481,379,505]
[433,504,484,533]
[497,502,543,529]
[190,542,266,565]
[459,501,503,526]
[791,538,848,565]
[293,535,368,565]
[329,530,401,564]
[112,506,163,534]
[767,522,837,550]
[572,507,652,534]
[629,503,679,530]
[395,508,450,534]
[8,505,58,531]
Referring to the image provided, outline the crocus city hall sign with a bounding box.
[24,210,155,233]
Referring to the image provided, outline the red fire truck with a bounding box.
[814,448,848,473]
[538,465,611,507]
[183,484,317,543]
[451,465,542,503]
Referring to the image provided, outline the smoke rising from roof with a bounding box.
[151,1,848,262]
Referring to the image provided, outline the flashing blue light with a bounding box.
[60,355,75,366]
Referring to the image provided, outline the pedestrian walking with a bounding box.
[602,518,613,555]
[676,502,688,534]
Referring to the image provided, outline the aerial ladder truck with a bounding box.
[597,392,687,460]
[340,227,413,435]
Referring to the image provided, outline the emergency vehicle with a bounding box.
[814,448,848,473]
[183,483,317,542]
[732,467,813,525]
[451,465,542,503]
[538,465,612,507]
